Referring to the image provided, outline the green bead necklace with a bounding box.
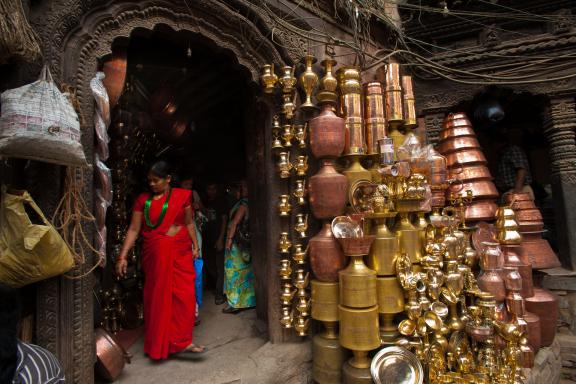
[144,188,172,229]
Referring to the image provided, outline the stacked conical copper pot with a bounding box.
[504,192,561,269]
[438,113,498,221]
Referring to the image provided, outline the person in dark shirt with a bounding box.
[494,128,534,200]
[0,283,66,383]
[202,182,229,305]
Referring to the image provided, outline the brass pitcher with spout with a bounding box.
[260,64,277,93]
[292,243,307,265]
[278,232,292,254]
[293,155,308,177]
[294,213,309,238]
[294,124,307,149]
[278,195,292,217]
[280,283,297,305]
[279,65,296,94]
[277,152,292,179]
[293,179,306,206]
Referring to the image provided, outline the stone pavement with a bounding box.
[111,291,312,384]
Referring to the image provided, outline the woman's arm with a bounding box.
[115,211,142,277]
[185,206,200,258]
[225,205,247,250]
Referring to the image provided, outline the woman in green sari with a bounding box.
[223,181,255,313]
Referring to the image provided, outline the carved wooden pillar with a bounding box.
[423,111,446,147]
[543,95,576,269]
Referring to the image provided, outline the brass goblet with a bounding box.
[293,155,308,177]
[278,195,292,217]
[277,152,292,179]
[278,232,292,253]
[279,65,297,94]
[260,64,277,93]
[294,213,309,238]
[294,124,307,148]
[293,179,306,206]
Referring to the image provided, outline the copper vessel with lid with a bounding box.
[309,221,347,282]
[525,287,558,347]
[309,104,346,159]
[309,159,348,220]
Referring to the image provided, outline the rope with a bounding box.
[0,0,42,63]
[52,167,104,279]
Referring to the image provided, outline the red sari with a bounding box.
[133,188,196,360]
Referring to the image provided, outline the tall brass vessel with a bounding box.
[338,237,377,308]
[338,66,364,155]
[395,212,422,264]
[367,213,399,275]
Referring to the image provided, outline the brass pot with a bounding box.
[339,255,377,308]
[464,200,498,222]
[437,136,480,154]
[395,213,422,264]
[309,159,348,220]
[376,277,404,314]
[339,305,380,352]
[309,222,347,282]
[313,333,348,384]
[367,218,399,276]
[311,280,340,322]
[309,103,346,159]
[449,164,493,181]
[521,238,561,269]
[446,149,487,168]
[525,288,559,347]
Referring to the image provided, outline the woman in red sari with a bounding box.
[115,161,205,359]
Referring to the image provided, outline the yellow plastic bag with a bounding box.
[0,189,75,287]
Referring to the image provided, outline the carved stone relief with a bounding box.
[543,96,576,184]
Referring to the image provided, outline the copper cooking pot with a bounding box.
[449,164,493,181]
[95,327,131,382]
[448,180,498,199]
[525,288,559,347]
[521,238,561,269]
[520,230,546,242]
[442,113,472,129]
[439,126,476,141]
[510,200,536,210]
[465,200,498,222]
[503,192,532,204]
[515,208,543,222]
[437,136,480,154]
[446,150,487,168]
[518,222,545,232]
[102,47,127,109]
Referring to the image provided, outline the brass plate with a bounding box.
[371,346,423,384]
[331,216,363,238]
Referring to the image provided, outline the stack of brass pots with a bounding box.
[337,236,380,383]
[504,192,561,269]
[495,206,534,299]
[438,113,498,221]
[367,212,403,344]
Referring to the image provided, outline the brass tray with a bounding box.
[371,346,423,384]
[331,216,363,238]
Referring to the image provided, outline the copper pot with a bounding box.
[309,221,347,282]
[520,230,545,242]
[439,126,476,140]
[442,112,472,129]
[465,200,498,222]
[509,200,536,210]
[515,208,543,222]
[521,238,561,269]
[437,136,480,154]
[503,192,532,204]
[501,249,534,298]
[518,222,545,232]
[524,311,542,352]
[102,47,127,109]
[448,180,499,199]
[95,327,131,381]
[449,164,493,181]
[309,159,348,220]
[309,104,346,158]
[446,149,487,168]
[525,288,559,347]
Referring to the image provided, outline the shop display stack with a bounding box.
[260,52,560,383]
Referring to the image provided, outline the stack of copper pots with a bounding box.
[438,113,498,221]
[504,192,561,269]
[308,60,349,384]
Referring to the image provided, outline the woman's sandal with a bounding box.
[222,306,241,314]
[180,344,207,354]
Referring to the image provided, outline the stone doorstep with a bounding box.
[543,268,576,291]
[525,338,562,384]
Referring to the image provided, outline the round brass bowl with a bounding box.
[446,150,487,168]
[398,319,416,336]
[370,346,424,384]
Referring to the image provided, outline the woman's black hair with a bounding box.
[0,283,20,383]
[148,160,172,179]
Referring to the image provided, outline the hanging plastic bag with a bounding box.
[0,189,75,287]
[0,65,87,166]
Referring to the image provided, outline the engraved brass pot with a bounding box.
[309,104,346,159]
[367,217,399,276]
[339,257,377,307]
[311,280,339,322]
[313,333,348,384]
[339,305,380,353]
